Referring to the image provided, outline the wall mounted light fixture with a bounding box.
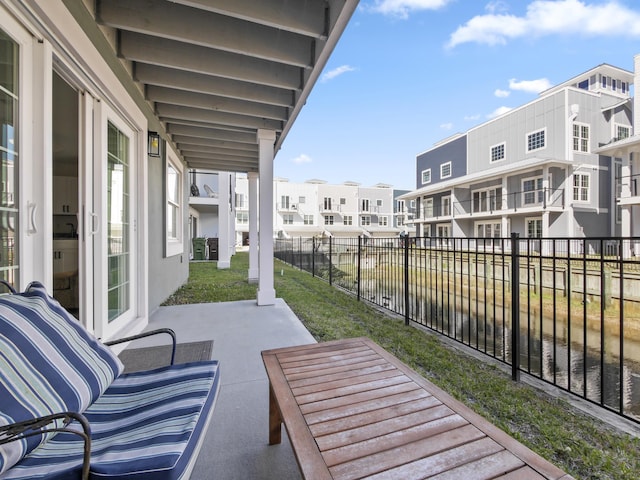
[148,131,161,157]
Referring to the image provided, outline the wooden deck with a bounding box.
[262,337,575,480]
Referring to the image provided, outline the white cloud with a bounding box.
[321,65,356,82]
[464,114,481,121]
[509,77,552,93]
[292,154,313,164]
[369,0,452,19]
[494,89,510,98]
[440,122,454,130]
[487,106,513,119]
[447,0,640,48]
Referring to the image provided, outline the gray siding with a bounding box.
[415,135,466,188]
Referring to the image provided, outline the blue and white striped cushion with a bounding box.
[2,361,220,480]
[0,282,123,474]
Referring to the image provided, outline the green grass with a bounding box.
[163,252,640,480]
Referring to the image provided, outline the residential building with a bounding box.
[393,189,417,235]
[401,61,635,248]
[0,0,357,339]
[235,177,400,242]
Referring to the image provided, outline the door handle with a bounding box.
[27,202,37,235]
[90,212,99,235]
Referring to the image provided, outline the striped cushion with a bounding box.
[2,361,220,480]
[0,282,123,474]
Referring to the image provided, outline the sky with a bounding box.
[273,0,640,191]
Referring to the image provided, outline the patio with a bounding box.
[129,298,315,479]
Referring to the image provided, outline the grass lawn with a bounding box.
[163,252,640,480]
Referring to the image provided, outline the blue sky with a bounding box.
[274,0,640,190]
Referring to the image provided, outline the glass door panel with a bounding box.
[0,29,19,286]
[107,121,130,322]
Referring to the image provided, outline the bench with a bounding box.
[262,337,575,480]
[0,282,220,480]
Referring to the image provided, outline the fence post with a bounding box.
[329,236,333,286]
[404,235,410,326]
[312,236,316,277]
[357,235,362,301]
[510,232,521,382]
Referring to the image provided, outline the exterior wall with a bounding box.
[416,135,466,188]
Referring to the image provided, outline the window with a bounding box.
[237,212,248,224]
[397,217,404,226]
[376,199,383,207]
[527,129,546,152]
[421,169,431,184]
[340,197,346,205]
[526,218,542,238]
[379,216,388,226]
[490,143,505,162]
[424,198,434,218]
[437,224,450,238]
[573,173,590,202]
[573,123,589,153]
[397,200,405,212]
[235,193,246,209]
[283,214,294,225]
[472,187,502,213]
[602,75,608,88]
[343,215,353,225]
[441,196,451,216]
[361,216,371,226]
[166,154,183,257]
[324,215,334,225]
[440,162,451,179]
[615,160,622,224]
[615,124,631,141]
[304,215,314,225]
[361,198,370,212]
[298,196,306,204]
[280,195,290,209]
[522,177,543,205]
[476,221,501,238]
[323,197,332,210]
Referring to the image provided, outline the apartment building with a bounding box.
[401,60,635,246]
[235,177,399,243]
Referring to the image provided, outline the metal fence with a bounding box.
[274,234,640,424]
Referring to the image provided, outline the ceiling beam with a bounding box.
[181,150,257,163]
[171,135,258,152]
[119,32,302,90]
[166,124,256,144]
[168,0,327,38]
[177,144,258,160]
[147,86,288,121]
[134,64,294,107]
[186,159,256,173]
[158,104,283,131]
[98,0,314,67]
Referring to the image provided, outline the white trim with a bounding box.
[165,147,184,257]
[526,127,547,153]
[421,168,431,185]
[490,142,506,163]
[440,161,452,179]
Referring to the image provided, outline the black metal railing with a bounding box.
[274,235,640,424]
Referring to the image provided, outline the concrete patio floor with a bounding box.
[134,298,316,479]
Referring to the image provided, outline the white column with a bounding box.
[257,129,276,305]
[248,171,259,283]
[217,173,231,269]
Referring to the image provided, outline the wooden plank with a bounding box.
[295,374,412,405]
[282,352,381,374]
[284,358,389,382]
[316,404,456,451]
[299,381,422,414]
[280,348,378,368]
[292,368,405,396]
[329,424,489,480]
[304,388,433,425]
[494,466,548,479]
[308,395,440,437]
[288,362,397,389]
[427,450,527,480]
[322,414,472,469]
[356,437,504,480]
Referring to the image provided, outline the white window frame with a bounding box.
[236,211,249,224]
[572,122,590,153]
[573,173,590,203]
[490,142,505,163]
[361,198,370,212]
[165,151,184,257]
[475,220,502,238]
[421,168,432,185]
[614,159,622,224]
[522,176,543,206]
[303,214,314,225]
[379,216,388,226]
[424,198,434,218]
[283,213,294,225]
[526,128,546,152]
[526,217,543,238]
[343,215,353,226]
[361,215,371,226]
[472,186,502,213]
[614,123,631,142]
[441,195,451,216]
[440,162,452,179]
[324,215,334,225]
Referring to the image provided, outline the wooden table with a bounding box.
[262,337,574,480]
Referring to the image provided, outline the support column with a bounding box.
[257,129,276,305]
[248,171,259,283]
[217,173,231,269]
